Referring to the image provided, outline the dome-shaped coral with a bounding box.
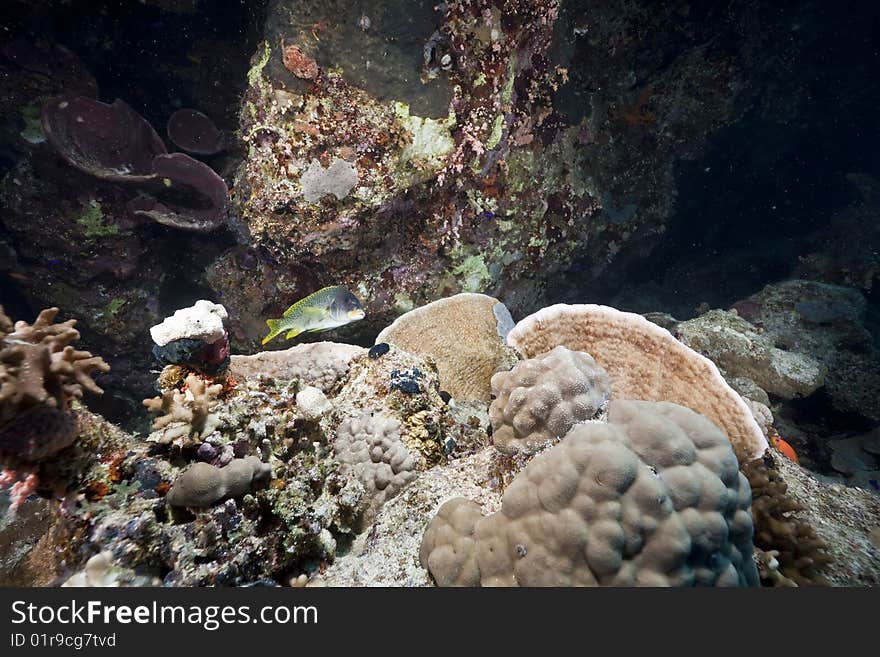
[421,399,758,587]
[488,345,611,455]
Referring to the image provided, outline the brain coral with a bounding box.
[489,345,611,455]
[334,413,419,521]
[421,400,758,587]
[507,303,767,461]
[375,293,519,402]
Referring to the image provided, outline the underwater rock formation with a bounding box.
[421,400,759,587]
[674,309,825,401]
[230,341,365,392]
[150,300,231,374]
[218,0,822,347]
[731,280,880,421]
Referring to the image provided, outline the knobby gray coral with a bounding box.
[421,400,758,587]
[334,412,419,521]
[489,345,611,455]
[166,456,273,507]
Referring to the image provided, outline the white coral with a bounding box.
[149,300,228,346]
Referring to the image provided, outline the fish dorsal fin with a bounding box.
[282,285,342,317]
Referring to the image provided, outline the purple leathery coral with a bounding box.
[41,96,167,183]
[129,153,228,232]
[41,96,228,232]
[0,306,110,468]
[166,109,226,155]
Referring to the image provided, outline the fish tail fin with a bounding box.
[285,328,302,340]
[262,319,282,345]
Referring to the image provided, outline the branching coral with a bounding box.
[742,455,832,586]
[142,373,222,445]
[0,306,109,467]
[421,400,758,587]
[488,345,611,455]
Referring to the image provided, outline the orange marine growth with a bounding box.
[770,433,799,464]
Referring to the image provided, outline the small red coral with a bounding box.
[282,44,318,80]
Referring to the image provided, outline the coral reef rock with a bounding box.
[732,280,880,420]
[150,300,228,347]
[230,342,365,393]
[674,309,825,400]
[375,293,519,401]
[296,386,332,421]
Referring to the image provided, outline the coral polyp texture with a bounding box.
[0,306,109,467]
[421,400,759,587]
[507,304,768,461]
[334,413,419,522]
[488,345,611,455]
[375,293,519,401]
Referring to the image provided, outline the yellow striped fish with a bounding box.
[262,286,365,345]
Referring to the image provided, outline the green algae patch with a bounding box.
[486,114,505,150]
[451,253,492,293]
[395,102,456,176]
[102,297,127,318]
[20,102,45,144]
[247,40,272,87]
[77,200,120,239]
[393,292,415,313]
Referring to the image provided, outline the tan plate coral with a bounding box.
[375,293,519,402]
[506,304,768,461]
